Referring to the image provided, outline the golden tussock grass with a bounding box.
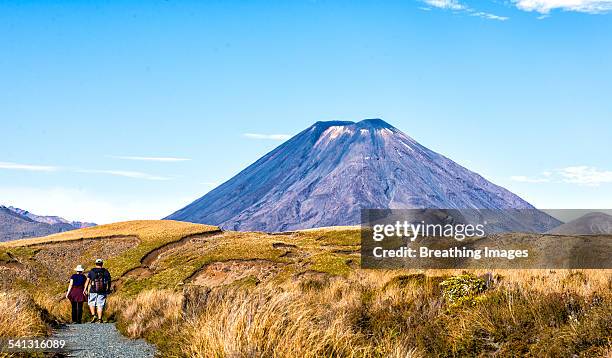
[0,290,48,338]
[111,269,611,358]
[113,289,183,339]
[1,222,610,357]
[30,290,73,324]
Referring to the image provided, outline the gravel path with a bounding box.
[52,323,157,358]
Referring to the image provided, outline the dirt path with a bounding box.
[51,323,156,358]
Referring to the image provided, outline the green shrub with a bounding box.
[440,274,487,306]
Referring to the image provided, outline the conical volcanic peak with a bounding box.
[356,118,395,129]
[303,118,405,150]
[167,119,556,232]
[312,120,355,128]
[309,118,394,133]
[310,118,395,132]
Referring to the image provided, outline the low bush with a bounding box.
[439,273,487,306]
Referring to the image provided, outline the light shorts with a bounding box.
[87,292,107,308]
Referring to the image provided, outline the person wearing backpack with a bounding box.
[85,258,112,323]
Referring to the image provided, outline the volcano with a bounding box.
[167,119,559,232]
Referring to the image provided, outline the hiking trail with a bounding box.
[51,323,156,358]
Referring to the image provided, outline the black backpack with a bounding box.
[91,268,110,293]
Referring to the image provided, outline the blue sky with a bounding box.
[1,0,611,223]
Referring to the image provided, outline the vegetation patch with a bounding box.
[188,260,282,288]
[384,273,427,289]
[1,223,611,357]
[440,274,488,306]
[308,252,352,275]
[294,226,361,246]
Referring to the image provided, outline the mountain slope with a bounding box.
[6,206,95,229]
[547,212,612,235]
[167,119,558,232]
[0,205,96,242]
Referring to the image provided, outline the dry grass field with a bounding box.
[0,221,610,357]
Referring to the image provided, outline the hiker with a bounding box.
[65,265,87,323]
[85,258,112,323]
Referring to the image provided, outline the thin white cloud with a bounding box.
[510,175,550,183]
[0,161,58,172]
[243,133,292,141]
[423,0,465,10]
[0,160,173,180]
[78,169,171,181]
[559,166,612,186]
[422,0,509,20]
[511,166,612,186]
[470,11,510,20]
[513,0,612,14]
[108,156,191,162]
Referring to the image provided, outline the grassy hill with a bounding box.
[1,221,610,357]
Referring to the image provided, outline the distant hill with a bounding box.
[167,118,560,232]
[0,221,355,293]
[0,205,96,242]
[5,206,95,229]
[547,212,612,235]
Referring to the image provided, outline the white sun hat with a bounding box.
[75,265,85,272]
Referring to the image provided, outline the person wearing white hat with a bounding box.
[65,264,87,323]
